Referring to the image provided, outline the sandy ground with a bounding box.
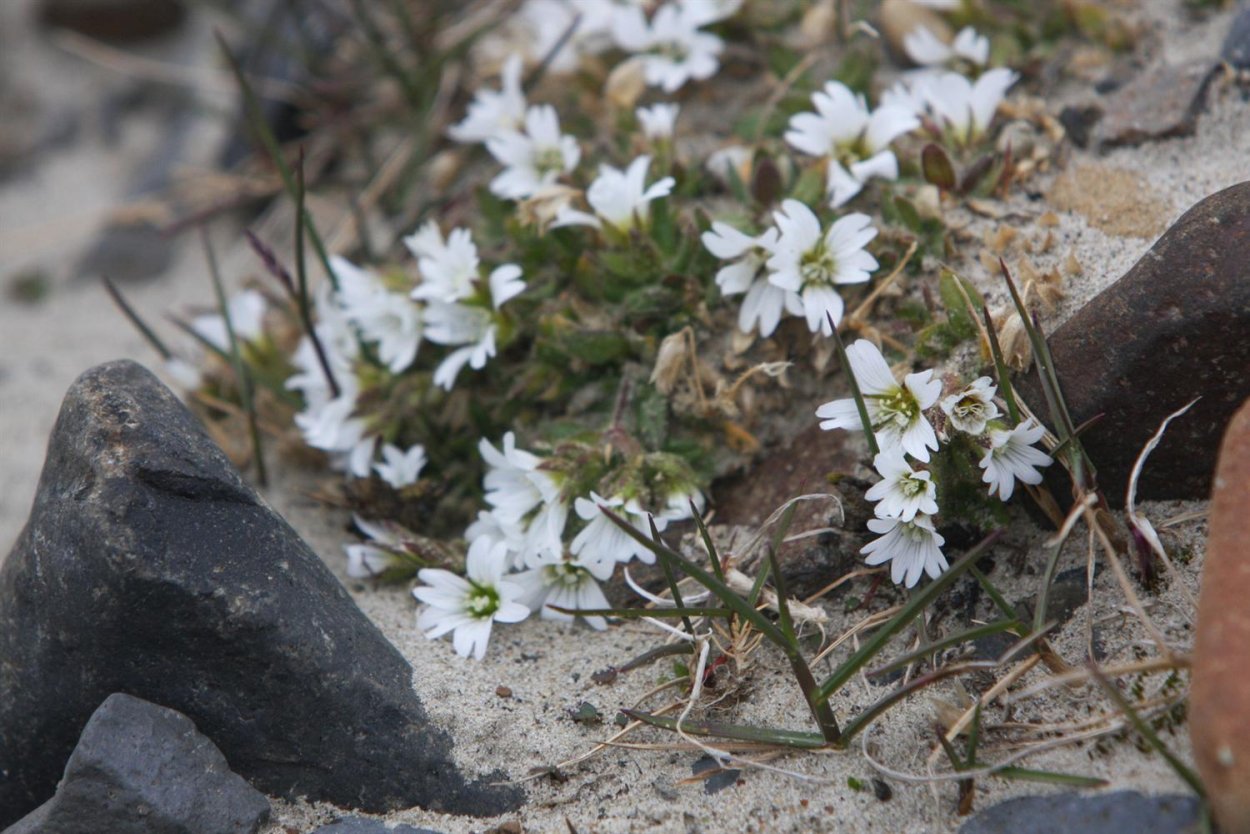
[1,0,1246,831]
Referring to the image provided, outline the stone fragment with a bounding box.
[1191,397,1250,834]
[1017,181,1250,504]
[308,820,445,834]
[2,693,269,834]
[1095,60,1215,147]
[37,0,185,41]
[1222,5,1250,69]
[958,791,1200,834]
[0,361,521,828]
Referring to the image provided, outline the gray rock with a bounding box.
[0,361,522,828]
[1095,61,1215,148]
[958,790,1201,834]
[308,820,445,834]
[3,693,268,834]
[1222,4,1250,69]
[1018,181,1250,505]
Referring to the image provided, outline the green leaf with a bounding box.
[922,144,957,191]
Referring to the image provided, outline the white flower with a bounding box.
[703,223,800,337]
[448,54,527,143]
[479,432,559,524]
[865,447,938,522]
[373,443,428,489]
[163,357,202,390]
[413,538,530,660]
[611,4,723,93]
[571,492,666,572]
[879,76,932,118]
[705,145,752,185]
[979,418,1053,501]
[514,551,614,630]
[465,509,525,568]
[344,515,418,579]
[520,498,571,567]
[405,222,480,303]
[191,289,267,352]
[293,393,376,478]
[552,154,675,233]
[680,0,744,25]
[636,103,680,140]
[941,377,999,436]
[815,339,942,462]
[486,104,581,200]
[766,200,879,335]
[862,514,948,588]
[924,68,1018,144]
[784,81,918,207]
[423,265,525,390]
[331,256,422,374]
[903,26,989,68]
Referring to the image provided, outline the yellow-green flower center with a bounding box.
[799,241,838,287]
[465,582,501,617]
[873,386,920,429]
[533,146,566,177]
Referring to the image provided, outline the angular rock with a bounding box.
[1018,181,1250,504]
[3,693,269,834]
[1095,60,1215,148]
[1191,397,1250,834]
[0,361,521,828]
[958,791,1201,834]
[1222,5,1250,69]
[308,820,445,834]
[38,0,186,42]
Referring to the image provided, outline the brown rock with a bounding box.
[1191,397,1250,834]
[1095,60,1216,148]
[1018,181,1250,505]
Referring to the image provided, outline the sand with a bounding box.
[0,0,1244,830]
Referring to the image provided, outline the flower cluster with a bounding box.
[703,199,879,338]
[284,223,524,485]
[167,0,1049,668]
[405,432,705,658]
[817,341,1052,587]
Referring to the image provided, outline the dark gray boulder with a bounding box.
[1019,180,1250,505]
[2,693,269,834]
[958,790,1201,834]
[0,360,521,828]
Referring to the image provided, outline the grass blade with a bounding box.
[982,305,1020,424]
[866,619,1022,678]
[200,227,267,487]
[102,277,173,359]
[1087,662,1205,797]
[215,29,337,291]
[827,312,880,456]
[993,767,1108,788]
[623,710,829,749]
[815,530,1004,704]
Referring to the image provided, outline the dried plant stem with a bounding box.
[847,240,916,328]
[1007,654,1189,702]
